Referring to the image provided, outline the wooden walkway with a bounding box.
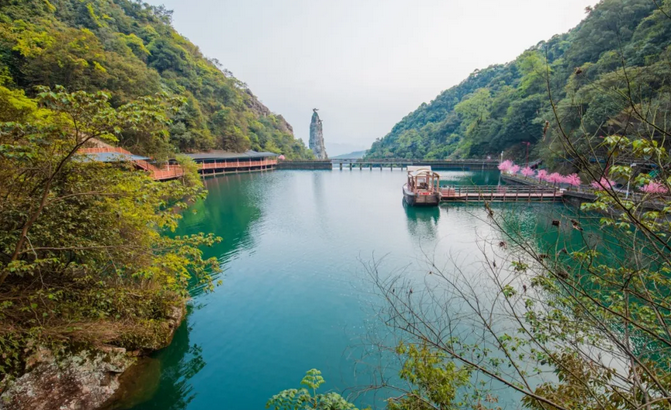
[441,185,562,202]
[80,146,186,180]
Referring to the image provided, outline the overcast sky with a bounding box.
[146,0,600,155]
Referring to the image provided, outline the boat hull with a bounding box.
[403,184,440,206]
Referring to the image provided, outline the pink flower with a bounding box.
[590,177,615,190]
[640,181,669,194]
[547,173,564,184]
[536,170,549,181]
[520,167,535,177]
[509,165,520,174]
[563,174,581,187]
[278,155,286,160]
[498,160,514,172]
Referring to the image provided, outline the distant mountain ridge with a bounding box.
[0,0,313,159]
[366,0,668,164]
[331,150,367,159]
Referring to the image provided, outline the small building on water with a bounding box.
[181,150,279,176]
[80,139,280,180]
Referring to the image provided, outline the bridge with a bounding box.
[331,158,500,171]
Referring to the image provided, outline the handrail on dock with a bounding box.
[441,185,562,202]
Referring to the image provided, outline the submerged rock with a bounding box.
[309,109,328,160]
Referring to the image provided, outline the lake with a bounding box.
[126,169,572,410]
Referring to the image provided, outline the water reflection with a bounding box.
[312,171,326,214]
[403,200,441,240]
[115,316,205,410]
[185,175,264,296]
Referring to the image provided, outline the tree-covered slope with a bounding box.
[367,0,670,162]
[0,0,313,159]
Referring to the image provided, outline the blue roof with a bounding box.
[81,152,150,163]
[184,150,279,161]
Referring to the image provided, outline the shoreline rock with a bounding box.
[0,301,186,410]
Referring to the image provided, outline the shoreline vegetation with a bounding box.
[0,87,221,408]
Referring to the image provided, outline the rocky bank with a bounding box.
[0,303,185,410]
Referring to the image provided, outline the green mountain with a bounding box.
[0,0,313,159]
[366,0,670,164]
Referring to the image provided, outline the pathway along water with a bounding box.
[118,169,590,410]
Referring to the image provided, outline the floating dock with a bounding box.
[440,185,562,202]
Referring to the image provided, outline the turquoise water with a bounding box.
[126,169,569,410]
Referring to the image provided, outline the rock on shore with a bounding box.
[0,303,185,410]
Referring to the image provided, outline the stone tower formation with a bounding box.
[309,109,328,160]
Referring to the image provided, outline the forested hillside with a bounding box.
[0,0,313,159]
[367,0,671,163]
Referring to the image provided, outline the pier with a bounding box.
[440,185,562,202]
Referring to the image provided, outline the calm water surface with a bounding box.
[127,169,571,410]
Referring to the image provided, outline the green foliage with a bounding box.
[0,87,221,378]
[267,369,360,410]
[366,0,670,162]
[387,343,471,410]
[0,0,312,158]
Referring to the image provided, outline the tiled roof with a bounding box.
[183,150,279,161]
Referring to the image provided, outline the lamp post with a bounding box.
[626,163,637,199]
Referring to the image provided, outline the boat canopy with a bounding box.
[406,167,440,191]
[407,166,433,176]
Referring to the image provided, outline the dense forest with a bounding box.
[366,0,671,164]
[0,0,313,159]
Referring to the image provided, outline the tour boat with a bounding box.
[403,166,441,206]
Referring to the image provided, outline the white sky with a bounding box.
[147,0,600,154]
